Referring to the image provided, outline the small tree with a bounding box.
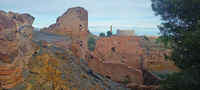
[99,33,105,37]
[107,31,112,37]
[123,80,128,86]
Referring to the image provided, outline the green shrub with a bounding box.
[99,33,105,37]
[88,36,96,52]
[123,80,128,86]
[107,31,112,37]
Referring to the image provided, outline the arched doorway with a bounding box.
[124,76,131,83]
[106,76,111,79]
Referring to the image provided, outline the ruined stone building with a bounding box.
[41,7,88,37]
[86,34,177,85]
[38,6,146,86]
[41,7,89,59]
[86,36,145,84]
[94,36,144,69]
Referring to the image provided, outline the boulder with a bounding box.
[39,40,48,47]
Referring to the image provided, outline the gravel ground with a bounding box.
[32,30,70,43]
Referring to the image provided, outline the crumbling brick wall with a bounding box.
[41,7,88,59]
[94,36,145,69]
[144,49,168,66]
[0,11,35,89]
[41,7,88,37]
[86,50,143,84]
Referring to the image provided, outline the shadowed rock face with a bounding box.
[0,10,35,89]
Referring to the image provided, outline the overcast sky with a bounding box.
[0,0,161,36]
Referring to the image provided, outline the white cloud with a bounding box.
[0,0,161,35]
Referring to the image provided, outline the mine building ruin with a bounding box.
[117,29,135,36]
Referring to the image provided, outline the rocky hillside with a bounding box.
[10,41,128,90]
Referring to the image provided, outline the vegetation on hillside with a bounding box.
[162,70,200,90]
[143,36,149,41]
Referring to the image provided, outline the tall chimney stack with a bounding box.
[110,25,112,32]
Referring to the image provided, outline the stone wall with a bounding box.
[86,50,143,84]
[117,30,135,36]
[94,36,144,69]
[0,10,35,89]
[86,36,145,84]
[144,49,168,66]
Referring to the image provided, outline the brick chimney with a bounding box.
[110,25,112,32]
